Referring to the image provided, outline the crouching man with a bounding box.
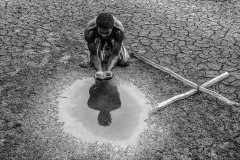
[81,12,129,80]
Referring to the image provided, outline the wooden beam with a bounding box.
[157,72,230,108]
[132,53,240,107]
[132,53,198,89]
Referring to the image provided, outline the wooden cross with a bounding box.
[132,53,240,108]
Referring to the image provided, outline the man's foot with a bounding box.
[94,71,105,80]
[117,59,129,67]
[79,60,91,68]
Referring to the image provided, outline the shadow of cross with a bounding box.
[132,53,240,108]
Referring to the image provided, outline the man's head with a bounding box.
[96,13,114,39]
[98,110,112,126]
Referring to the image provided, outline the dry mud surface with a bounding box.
[0,0,240,159]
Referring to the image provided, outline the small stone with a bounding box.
[138,50,146,54]
[42,42,52,47]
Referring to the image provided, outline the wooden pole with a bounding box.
[157,72,230,108]
[132,53,240,107]
[199,87,239,106]
[132,53,198,89]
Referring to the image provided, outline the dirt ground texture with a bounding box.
[0,0,240,159]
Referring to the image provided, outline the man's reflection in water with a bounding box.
[87,79,121,126]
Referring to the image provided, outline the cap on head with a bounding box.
[96,13,114,29]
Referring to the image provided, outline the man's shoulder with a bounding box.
[85,18,97,31]
[113,16,124,32]
[84,18,97,42]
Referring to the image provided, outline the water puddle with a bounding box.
[58,77,151,147]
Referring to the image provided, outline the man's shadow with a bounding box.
[87,79,121,126]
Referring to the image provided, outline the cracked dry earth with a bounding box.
[0,0,240,159]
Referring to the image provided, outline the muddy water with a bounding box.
[58,77,151,147]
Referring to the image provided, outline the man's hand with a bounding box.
[94,71,105,80]
[104,71,113,80]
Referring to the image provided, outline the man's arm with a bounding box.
[107,30,124,71]
[84,29,102,72]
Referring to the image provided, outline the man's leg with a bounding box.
[117,44,129,67]
[80,38,104,68]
